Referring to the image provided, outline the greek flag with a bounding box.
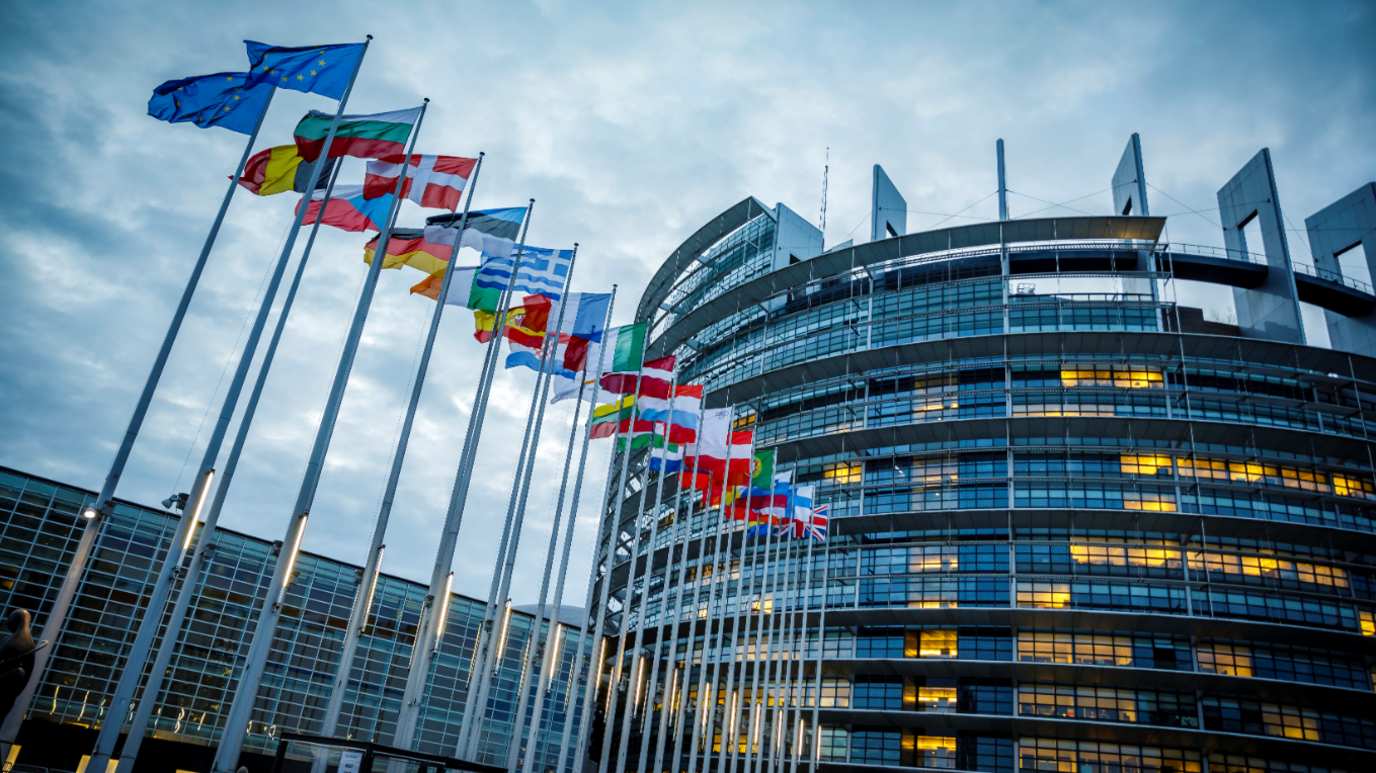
[475,245,572,302]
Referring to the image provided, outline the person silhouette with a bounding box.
[0,610,36,723]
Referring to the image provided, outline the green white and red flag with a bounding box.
[293,106,421,162]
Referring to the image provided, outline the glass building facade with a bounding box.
[586,195,1376,773]
[0,467,588,770]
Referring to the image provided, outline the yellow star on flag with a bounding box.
[310,70,317,76]
[318,59,326,65]
[296,74,304,80]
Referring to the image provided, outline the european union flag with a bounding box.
[244,41,367,100]
[147,72,272,134]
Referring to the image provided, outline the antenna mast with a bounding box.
[819,147,829,236]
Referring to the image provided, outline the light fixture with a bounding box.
[183,470,214,551]
[362,546,384,631]
[277,513,308,606]
[434,572,454,650]
[82,506,98,519]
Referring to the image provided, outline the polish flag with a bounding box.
[364,154,477,210]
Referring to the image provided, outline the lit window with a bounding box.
[917,686,957,712]
[1120,454,1171,476]
[917,630,958,658]
[1017,582,1070,608]
[1360,609,1375,637]
[823,463,862,484]
[1198,644,1253,677]
[913,736,957,769]
[1061,367,1163,388]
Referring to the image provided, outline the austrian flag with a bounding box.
[364,155,477,210]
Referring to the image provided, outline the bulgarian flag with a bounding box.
[364,229,451,276]
[294,106,422,162]
[365,154,477,210]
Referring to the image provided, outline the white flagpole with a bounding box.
[561,379,629,773]
[785,486,816,773]
[0,77,290,758]
[807,526,832,773]
[648,399,707,773]
[595,330,656,773]
[548,306,620,773]
[574,334,650,773]
[731,448,773,773]
[211,98,429,773]
[458,247,579,762]
[318,154,486,743]
[525,287,618,773]
[712,428,760,773]
[762,487,796,773]
[391,200,536,750]
[621,373,681,773]
[87,108,356,773]
[107,152,349,773]
[487,253,583,769]
[684,429,739,773]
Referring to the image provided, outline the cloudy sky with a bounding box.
[2,1,1373,608]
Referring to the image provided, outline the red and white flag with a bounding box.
[601,355,676,400]
[364,154,477,210]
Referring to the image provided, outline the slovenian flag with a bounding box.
[300,185,394,232]
[293,106,422,162]
[364,154,477,210]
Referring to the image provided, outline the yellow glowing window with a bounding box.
[1122,491,1177,512]
[823,462,862,484]
[1017,582,1070,608]
[1198,644,1253,677]
[1261,704,1321,741]
[1333,473,1376,500]
[1017,633,1135,666]
[1188,552,1348,588]
[918,630,958,658]
[918,687,957,709]
[1061,367,1163,388]
[1070,544,1179,569]
[1120,454,1171,476]
[1360,610,1375,637]
[910,546,959,572]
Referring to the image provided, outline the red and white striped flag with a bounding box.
[364,154,477,210]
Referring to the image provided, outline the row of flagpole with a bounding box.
[0,34,845,773]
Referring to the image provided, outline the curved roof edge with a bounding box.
[635,196,774,323]
[648,215,1165,358]
[700,331,1376,408]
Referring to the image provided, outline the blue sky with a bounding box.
[1,0,1373,605]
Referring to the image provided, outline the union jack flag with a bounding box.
[784,503,828,541]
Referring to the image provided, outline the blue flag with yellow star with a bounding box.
[147,72,272,134]
[244,41,367,100]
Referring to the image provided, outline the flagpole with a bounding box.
[620,372,681,773]
[715,428,760,773]
[455,245,578,763]
[391,201,537,751]
[648,398,706,773]
[525,287,618,773]
[111,148,347,771]
[552,302,623,773]
[755,470,793,773]
[211,97,428,773]
[807,531,832,773]
[762,486,796,773]
[744,463,781,773]
[684,433,739,773]
[487,249,583,770]
[659,415,710,773]
[93,149,349,772]
[731,446,772,773]
[566,385,635,773]
[315,154,486,745]
[785,484,816,773]
[595,329,655,773]
[88,101,359,773]
[0,80,284,757]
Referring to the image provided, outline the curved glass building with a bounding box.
[591,145,1376,773]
